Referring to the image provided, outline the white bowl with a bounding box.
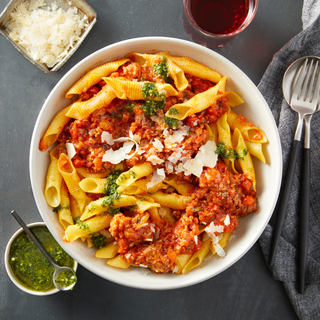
[5,222,78,295]
[29,37,282,290]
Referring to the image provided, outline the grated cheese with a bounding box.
[6,0,89,68]
[146,168,166,189]
[224,214,230,226]
[214,243,226,258]
[66,142,76,159]
[205,221,225,238]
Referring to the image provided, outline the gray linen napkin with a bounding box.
[257,3,320,320]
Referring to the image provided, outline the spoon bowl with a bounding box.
[11,210,77,291]
[53,266,77,291]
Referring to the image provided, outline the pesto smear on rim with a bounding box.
[9,226,75,292]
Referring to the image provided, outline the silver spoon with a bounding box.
[282,56,320,293]
[11,210,77,291]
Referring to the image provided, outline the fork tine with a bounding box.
[291,58,309,101]
[311,61,320,104]
[300,59,314,100]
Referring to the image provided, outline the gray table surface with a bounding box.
[0,1,303,319]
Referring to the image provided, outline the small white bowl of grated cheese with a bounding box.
[0,0,97,72]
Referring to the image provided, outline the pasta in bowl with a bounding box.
[30,37,282,289]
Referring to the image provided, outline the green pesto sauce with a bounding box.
[104,169,122,196]
[90,232,107,249]
[168,107,180,116]
[153,57,170,82]
[140,99,165,116]
[55,270,76,289]
[215,141,248,160]
[164,116,179,129]
[141,82,160,99]
[9,227,74,292]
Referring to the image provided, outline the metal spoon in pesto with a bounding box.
[11,210,77,291]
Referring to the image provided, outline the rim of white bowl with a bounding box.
[5,222,78,295]
[29,36,282,290]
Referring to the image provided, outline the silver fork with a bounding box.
[270,58,320,283]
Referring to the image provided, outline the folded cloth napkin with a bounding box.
[258,2,320,319]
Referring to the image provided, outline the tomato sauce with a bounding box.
[57,60,259,273]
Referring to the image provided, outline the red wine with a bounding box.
[190,0,249,34]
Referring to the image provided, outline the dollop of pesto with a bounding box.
[90,232,107,249]
[215,142,248,160]
[164,116,179,129]
[168,107,180,116]
[104,169,122,196]
[142,82,160,99]
[153,57,170,82]
[140,99,165,116]
[9,227,74,292]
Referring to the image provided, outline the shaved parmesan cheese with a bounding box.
[228,233,236,241]
[101,131,114,145]
[66,142,76,159]
[164,125,190,146]
[194,235,198,245]
[205,222,225,238]
[183,159,203,177]
[224,215,230,226]
[102,141,135,164]
[165,162,174,173]
[99,229,112,238]
[146,168,166,189]
[177,140,218,177]
[102,131,140,164]
[214,243,226,258]
[147,154,164,165]
[158,207,167,218]
[194,140,218,168]
[172,266,179,273]
[168,148,182,164]
[152,139,164,151]
[150,223,156,233]
[6,0,89,68]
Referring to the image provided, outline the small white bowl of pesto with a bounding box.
[5,222,78,295]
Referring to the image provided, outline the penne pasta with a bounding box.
[147,191,192,210]
[207,122,218,144]
[158,206,176,224]
[64,215,112,242]
[116,163,154,187]
[39,105,72,151]
[232,128,256,191]
[134,197,161,213]
[80,194,137,221]
[57,180,73,230]
[175,253,192,274]
[44,153,62,207]
[66,85,116,120]
[58,153,91,213]
[225,91,244,107]
[126,52,188,91]
[164,176,195,196]
[245,140,266,163]
[157,52,222,83]
[103,77,178,100]
[182,237,211,274]
[227,108,268,144]
[96,242,119,259]
[107,255,131,269]
[210,233,230,255]
[65,58,129,98]
[217,113,238,174]
[79,177,108,194]
[165,76,227,120]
